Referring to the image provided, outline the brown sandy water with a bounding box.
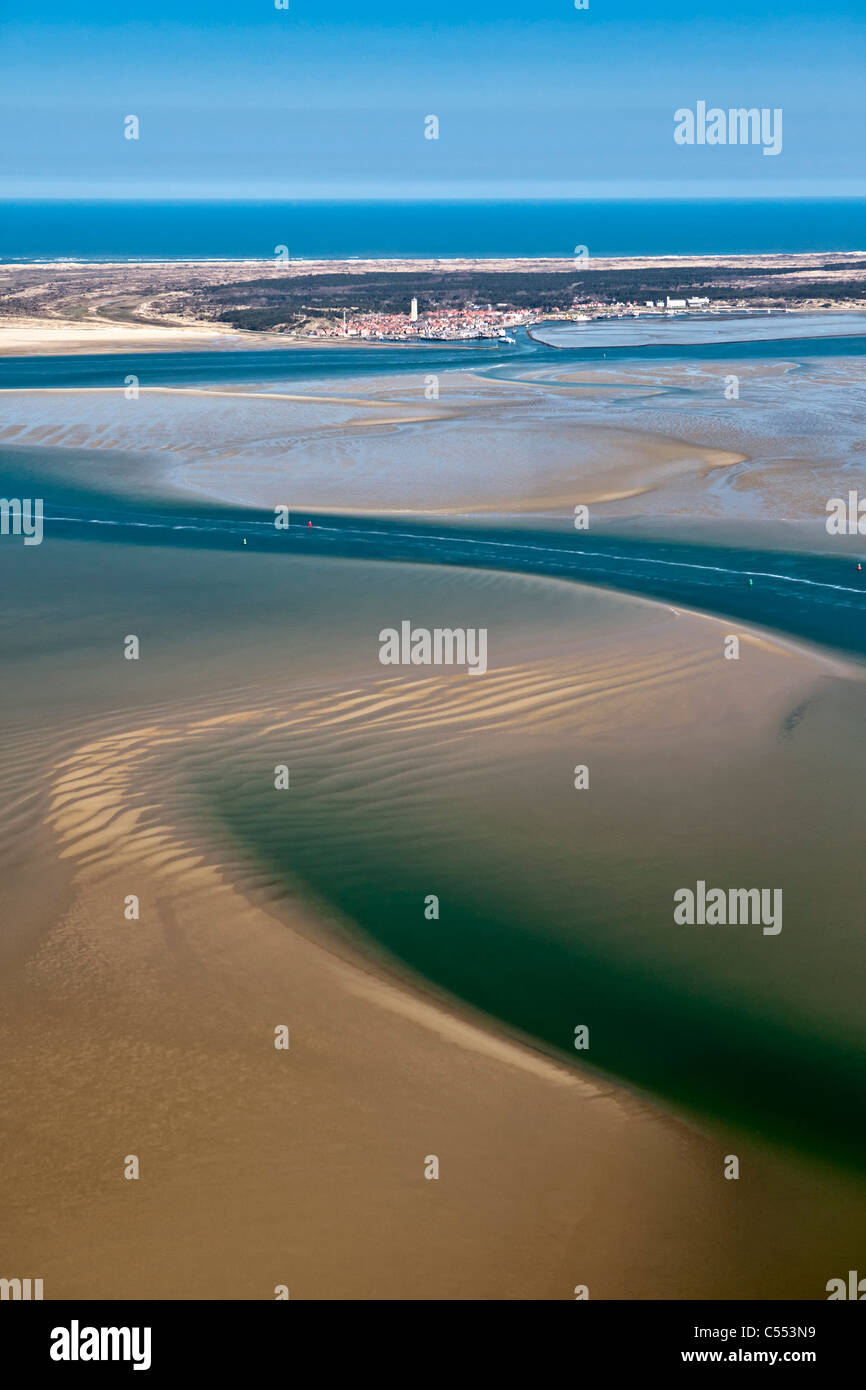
[2,535,866,1297]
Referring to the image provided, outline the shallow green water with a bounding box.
[197,668,866,1172]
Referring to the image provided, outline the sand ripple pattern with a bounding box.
[43,644,715,884]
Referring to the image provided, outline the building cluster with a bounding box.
[301,292,766,340]
[304,301,535,341]
[567,295,771,321]
[571,295,714,318]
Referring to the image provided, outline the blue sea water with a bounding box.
[1,199,864,261]
[2,328,865,392]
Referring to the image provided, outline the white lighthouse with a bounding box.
[410,296,418,322]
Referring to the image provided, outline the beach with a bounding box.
[2,291,866,1299]
[3,0,866,1332]
[2,531,866,1298]
[0,317,864,552]
[3,251,866,356]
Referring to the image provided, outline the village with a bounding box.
[303,296,530,341]
[303,291,779,342]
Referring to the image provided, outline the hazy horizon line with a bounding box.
[2,193,865,205]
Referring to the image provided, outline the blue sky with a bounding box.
[1,0,864,199]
